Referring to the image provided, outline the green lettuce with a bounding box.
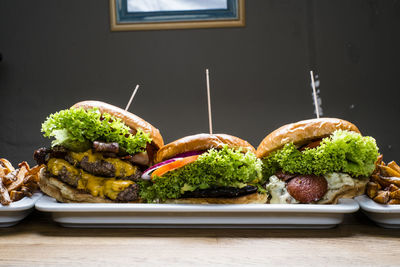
[139,146,263,202]
[262,130,379,178]
[41,107,152,154]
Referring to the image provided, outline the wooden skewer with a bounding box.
[125,84,140,111]
[310,70,320,119]
[206,69,213,135]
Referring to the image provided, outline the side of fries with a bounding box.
[367,155,400,204]
[0,158,42,205]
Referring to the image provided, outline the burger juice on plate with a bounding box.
[257,118,379,204]
[34,101,164,203]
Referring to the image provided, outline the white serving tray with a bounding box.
[356,195,400,228]
[36,195,359,229]
[0,193,42,227]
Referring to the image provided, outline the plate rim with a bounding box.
[356,195,400,213]
[0,193,42,212]
[36,195,359,213]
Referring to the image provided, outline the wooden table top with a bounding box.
[0,211,399,266]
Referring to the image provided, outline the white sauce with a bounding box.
[266,176,299,204]
[319,173,355,202]
[265,173,356,204]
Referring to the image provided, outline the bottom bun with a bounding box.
[38,168,140,203]
[164,193,268,204]
[317,177,368,204]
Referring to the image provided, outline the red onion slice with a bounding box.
[141,158,182,180]
[141,151,206,180]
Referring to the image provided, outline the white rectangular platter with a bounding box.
[356,195,400,228]
[36,195,359,229]
[0,193,42,227]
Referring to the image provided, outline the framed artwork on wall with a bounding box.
[110,0,245,31]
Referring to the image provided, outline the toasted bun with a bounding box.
[155,133,256,163]
[38,168,140,203]
[72,100,164,149]
[317,177,368,204]
[256,118,360,158]
[164,193,268,204]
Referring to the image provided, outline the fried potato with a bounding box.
[0,160,40,206]
[373,190,390,204]
[366,182,379,199]
[27,165,42,176]
[0,180,11,205]
[9,190,24,202]
[379,176,400,187]
[388,184,399,192]
[20,186,32,197]
[2,170,17,186]
[0,159,15,174]
[18,161,30,172]
[0,168,5,179]
[375,154,384,167]
[379,165,400,177]
[369,159,400,204]
[7,164,28,192]
[27,165,44,183]
[388,199,400,204]
[388,161,400,176]
[371,174,393,188]
[24,182,38,193]
[390,189,400,200]
[23,175,34,184]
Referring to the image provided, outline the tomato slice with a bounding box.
[151,155,199,179]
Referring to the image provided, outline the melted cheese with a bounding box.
[47,158,134,200]
[68,150,137,177]
[319,173,356,202]
[48,158,79,176]
[266,175,299,204]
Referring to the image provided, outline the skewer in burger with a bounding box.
[34,101,163,203]
[139,134,267,203]
[257,118,379,204]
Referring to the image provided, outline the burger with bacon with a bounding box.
[139,133,267,204]
[34,100,163,203]
[257,118,379,204]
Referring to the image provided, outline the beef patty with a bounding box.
[34,147,142,180]
[48,164,140,202]
[181,185,258,198]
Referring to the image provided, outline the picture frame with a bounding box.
[109,0,245,31]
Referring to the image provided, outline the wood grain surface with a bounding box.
[0,211,399,266]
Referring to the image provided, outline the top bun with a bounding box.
[256,118,360,158]
[155,133,256,163]
[72,100,164,149]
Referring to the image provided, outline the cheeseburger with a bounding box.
[257,118,379,204]
[139,134,267,204]
[34,100,163,203]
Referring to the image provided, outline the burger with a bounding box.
[256,118,379,204]
[139,133,268,204]
[34,100,163,203]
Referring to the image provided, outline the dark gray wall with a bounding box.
[0,0,399,165]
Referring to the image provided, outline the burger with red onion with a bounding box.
[257,118,380,204]
[34,100,163,203]
[139,133,267,204]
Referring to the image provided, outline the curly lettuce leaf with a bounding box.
[262,130,379,178]
[41,107,152,154]
[139,146,263,202]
